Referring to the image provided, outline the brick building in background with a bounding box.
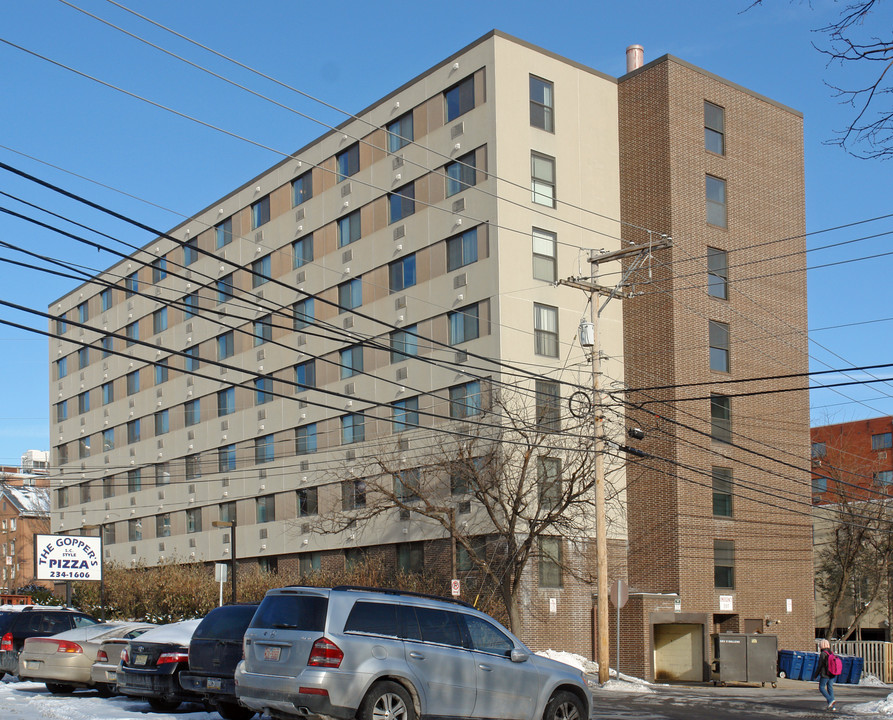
[0,452,51,594]
[47,31,813,679]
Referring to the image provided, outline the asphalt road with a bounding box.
[590,679,892,719]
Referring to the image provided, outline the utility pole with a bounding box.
[560,236,671,684]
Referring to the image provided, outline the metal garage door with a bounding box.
[654,623,704,681]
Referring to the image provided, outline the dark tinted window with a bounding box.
[464,615,513,656]
[250,594,327,631]
[194,605,259,641]
[344,601,399,638]
[19,612,72,635]
[0,613,16,633]
[409,607,466,648]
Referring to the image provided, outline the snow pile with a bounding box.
[860,674,888,687]
[851,692,893,715]
[535,650,655,693]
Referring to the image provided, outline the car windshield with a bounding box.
[250,594,327,631]
[194,605,258,641]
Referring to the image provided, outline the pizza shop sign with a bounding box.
[34,534,102,582]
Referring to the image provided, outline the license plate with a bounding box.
[23,660,40,670]
[134,654,148,666]
[263,647,281,661]
[207,677,222,690]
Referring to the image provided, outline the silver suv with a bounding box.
[234,586,589,720]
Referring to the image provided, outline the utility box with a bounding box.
[711,633,778,687]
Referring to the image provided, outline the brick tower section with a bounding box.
[617,56,815,665]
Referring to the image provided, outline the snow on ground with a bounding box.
[536,650,656,693]
[852,693,893,715]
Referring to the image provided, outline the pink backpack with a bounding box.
[826,650,843,677]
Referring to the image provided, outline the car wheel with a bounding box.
[544,690,585,720]
[45,683,76,694]
[148,698,181,712]
[96,684,114,698]
[217,701,255,720]
[359,681,415,720]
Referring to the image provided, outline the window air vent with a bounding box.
[222,477,229,487]
[396,367,408,381]
[395,296,407,310]
[221,420,229,431]
[223,534,230,544]
[258,409,266,421]
[342,249,352,264]
[189,538,197,548]
[345,383,355,395]
[300,461,309,471]
[186,323,193,333]
[188,484,196,494]
[297,335,306,347]
[185,270,191,280]
[392,156,404,169]
[130,496,136,506]
[451,122,465,139]
[156,389,163,398]
[187,431,195,441]
[105,503,110,511]
[255,231,264,243]
[399,508,411,521]
[80,417,86,427]
[186,377,194,387]
[459,500,471,514]
[301,523,311,534]
[155,287,162,297]
[158,491,165,500]
[346,449,356,461]
[105,456,110,464]
[454,273,467,289]
[398,437,410,451]
[455,351,468,364]
[259,469,266,479]
[158,542,165,551]
[257,349,265,361]
[129,449,135,457]
[220,366,227,376]
[128,400,135,409]
[131,546,137,555]
[296,271,305,283]
[256,290,264,300]
[80,372,86,382]
[295,208,305,222]
[341,182,352,197]
[259,528,268,539]
[393,225,406,240]
[452,198,466,213]
[343,316,354,329]
[157,440,163,449]
[298,400,308,409]
[128,301,134,311]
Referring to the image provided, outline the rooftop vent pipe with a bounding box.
[626,45,644,73]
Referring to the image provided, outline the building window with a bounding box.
[390,326,418,363]
[872,432,892,450]
[103,523,115,546]
[338,278,362,312]
[253,314,273,346]
[78,302,88,323]
[295,360,316,391]
[293,171,312,206]
[78,391,90,414]
[534,304,559,357]
[393,397,419,433]
[340,344,364,379]
[217,273,235,303]
[57,357,68,379]
[102,428,114,452]
[100,288,112,312]
[252,254,271,288]
[710,394,732,444]
[531,152,556,207]
[78,347,89,370]
[57,444,69,467]
[381,108,414,151]
[342,414,365,444]
[155,359,169,385]
[389,182,415,223]
[101,336,113,358]
[128,519,142,542]
[707,247,728,299]
[155,463,171,485]
[100,475,114,499]
[538,457,562,511]
[187,508,202,534]
[445,76,475,122]
[126,370,140,395]
[125,321,139,347]
[218,445,236,473]
[457,537,488,572]
[300,552,321,575]
[255,434,275,464]
[251,195,270,229]
[127,468,141,493]
[295,424,317,455]
[56,315,68,335]
[446,228,478,271]
[55,400,68,422]
[342,479,366,510]
[705,101,725,155]
[709,320,730,372]
[539,537,562,588]
[395,468,421,502]
[78,436,91,459]
[875,471,893,485]
[127,419,140,444]
[298,487,318,517]
[185,452,202,480]
[184,291,199,318]
[154,409,169,436]
[293,234,313,268]
[293,297,314,331]
[215,217,233,248]
[217,331,234,360]
[151,257,167,283]
[184,237,198,265]
[532,228,557,282]
[714,539,734,588]
[389,254,416,292]
[338,210,361,247]
[255,376,273,405]
[125,272,138,298]
[446,151,476,197]
[706,175,727,228]
[256,495,275,523]
[450,381,482,419]
[395,542,423,573]
[185,346,200,372]
[713,467,733,517]
[337,143,360,181]
[530,75,554,132]
[156,514,171,538]
[184,398,200,427]
[448,303,480,345]
[812,442,827,459]
[535,379,560,431]
[153,308,167,335]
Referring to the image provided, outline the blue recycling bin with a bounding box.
[801,652,819,681]
[777,650,803,680]
[846,655,864,684]
[837,655,854,684]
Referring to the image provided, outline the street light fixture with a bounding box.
[211,520,237,604]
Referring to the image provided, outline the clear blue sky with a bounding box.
[1,0,890,465]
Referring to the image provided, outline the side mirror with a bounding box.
[510,648,529,663]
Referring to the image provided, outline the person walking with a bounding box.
[816,639,837,711]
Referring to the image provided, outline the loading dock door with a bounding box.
[654,623,704,681]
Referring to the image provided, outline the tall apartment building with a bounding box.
[48,31,813,678]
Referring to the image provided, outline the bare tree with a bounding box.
[313,387,619,634]
[749,1,893,158]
